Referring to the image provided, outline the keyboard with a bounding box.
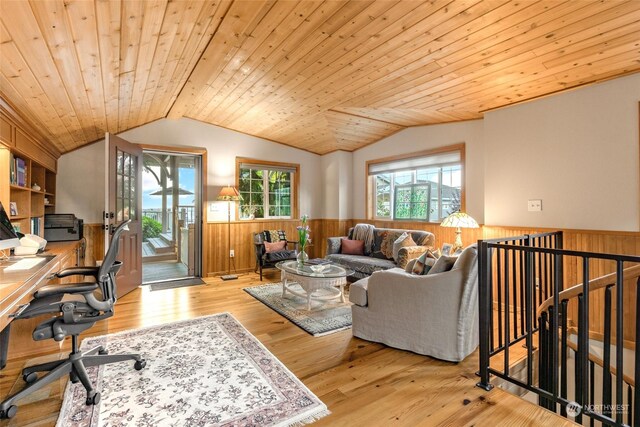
[3,257,46,272]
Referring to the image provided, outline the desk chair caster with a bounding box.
[0,405,17,420]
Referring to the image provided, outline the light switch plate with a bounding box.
[528,199,542,212]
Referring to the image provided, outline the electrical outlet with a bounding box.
[535,277,540,288]
[528,199,542,212]
[230,249,235,258]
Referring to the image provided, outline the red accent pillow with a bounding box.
[341,238,365,255]
[265,240,287,253]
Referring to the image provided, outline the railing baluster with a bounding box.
[497,248,503,349]
[539,310,548,409]
[512,247,518,341]
[536,239,542,330]
[627,383,632,426]
[615,261,624,424]
[560,299,568,416]
[525,250,534,386]
[580,258,590,417]
[590,360,595,427]
[603,285,613,419]
[635,277,640,426]
[548,306,557,412]
[546,235,551,301]
[476,242,493,391]
[576,293,584,424]
[504,248,510,376]
[520,241,525,337]
[549,253,563,412]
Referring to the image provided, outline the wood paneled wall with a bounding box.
[83,223,104,266]
[92,216,639,341]
[202,219,350,276]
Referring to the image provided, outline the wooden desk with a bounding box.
[0,241,81,368]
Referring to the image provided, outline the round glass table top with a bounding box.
[276,260,354,278]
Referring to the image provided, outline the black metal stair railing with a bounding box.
[477,232,640,426]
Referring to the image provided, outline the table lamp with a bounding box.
[440,212,479,253]
[217,185,242,280]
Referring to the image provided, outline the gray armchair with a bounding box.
[349,245,479,362]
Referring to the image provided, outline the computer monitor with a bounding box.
[0,201,20,253]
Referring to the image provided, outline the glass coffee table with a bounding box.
[276,261,354,311]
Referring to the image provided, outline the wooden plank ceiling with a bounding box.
[1,0,639,155]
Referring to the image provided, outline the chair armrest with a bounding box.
[286,240,299,251]
[396,245,429,269]
[367,268,465,314]
[55,266,99,279]
[34,282,99,299]
[326,237,345,255]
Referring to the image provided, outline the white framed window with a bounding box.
[368,145,464,222]
[237,159,298,219]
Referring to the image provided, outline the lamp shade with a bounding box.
[217,186,242,201]
[441,212,479,229]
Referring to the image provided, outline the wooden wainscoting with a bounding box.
[82,223,104,266]
[93,216,639,342]
[203,219,350,277]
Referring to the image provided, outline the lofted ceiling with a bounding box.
[1,0,639,156]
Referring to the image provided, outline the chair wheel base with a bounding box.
[134,360,146,371]
[0,405,17,419]
[86,391,100,406]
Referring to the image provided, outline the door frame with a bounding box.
[139,144,207,279]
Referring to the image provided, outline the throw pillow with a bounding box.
[379,231,401,260]
[428,249,441,259]
[262,229,286,243]
[341,238,365,255]
[392,232,416,262]
[264,240,286,253]
[411,251,436,275]
[427,255,457,275]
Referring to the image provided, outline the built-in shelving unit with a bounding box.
[0,102,58,238]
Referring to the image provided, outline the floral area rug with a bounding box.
[56,313,329,426]
[244,283,352,336]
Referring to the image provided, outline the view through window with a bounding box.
[237,160,298,219]
[369,146,463,222]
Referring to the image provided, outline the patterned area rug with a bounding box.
[56,313,329,426]
[244,282,352,336]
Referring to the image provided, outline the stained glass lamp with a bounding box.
[440,212,479,253]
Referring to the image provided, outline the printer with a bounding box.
[44,214,84,242]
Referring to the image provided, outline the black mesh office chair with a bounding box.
[0,220,146,420]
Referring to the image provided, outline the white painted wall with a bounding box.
[320,150,353,219]
[484,73,640,231]
[351,120,485,222]
[118,118,323,219]
[56,140,105,223]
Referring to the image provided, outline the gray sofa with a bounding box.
[326,226,435,281]
[349,245,479,362]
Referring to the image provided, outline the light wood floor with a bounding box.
[0,271,573,426]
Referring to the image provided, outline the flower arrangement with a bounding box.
[297,215,311,251]
[297,215,310,263]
